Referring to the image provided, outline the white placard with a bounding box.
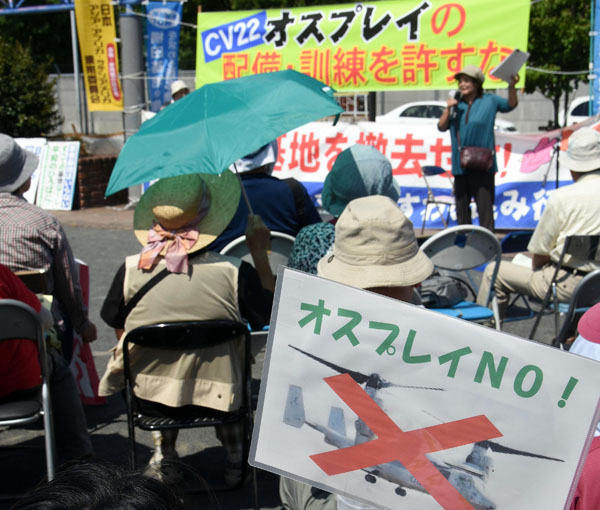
[490,49,530,83]
[251,269,600,510]
[36,141,80,210]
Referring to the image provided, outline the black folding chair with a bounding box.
[122,319,257,508]
[554,270,600,348]
[0,299,56,487]
[529,235,600,340]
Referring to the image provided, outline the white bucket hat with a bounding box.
[558,127,600,172]
[0,134,39,193]
[170,79,189,97]
[317,195,434,288]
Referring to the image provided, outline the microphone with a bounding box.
[449,90,461,120]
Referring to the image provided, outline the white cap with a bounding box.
[558,127,600,173]
[170,80,189,97]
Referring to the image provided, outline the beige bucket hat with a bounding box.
[134,171,240,254]
[455,65,485,84]
[558,127,600,172]
[317,195,434,288]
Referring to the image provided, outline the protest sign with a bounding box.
[35,141,80,211]
[195,0,530,91]
[251,268,600,510]
[75,0,123,112]
[268,119,600,229]
[69,260,105,405]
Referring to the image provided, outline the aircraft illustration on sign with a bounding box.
[284,345,564,510]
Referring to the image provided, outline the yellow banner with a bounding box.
[75,0,123,111]
[196,0,530,91]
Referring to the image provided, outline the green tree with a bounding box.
[0,11,72,72]
[525,0,590,129]
[0,37,63,136]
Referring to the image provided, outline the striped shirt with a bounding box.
[0,192,88,333]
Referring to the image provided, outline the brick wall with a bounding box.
[75,155,128,209]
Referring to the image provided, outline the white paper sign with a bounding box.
[490,49,530,83]
[251,269,600,510]
[36,141,80,210]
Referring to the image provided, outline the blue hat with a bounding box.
[321,144,400,217]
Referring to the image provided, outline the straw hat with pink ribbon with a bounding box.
[133,171,240,273]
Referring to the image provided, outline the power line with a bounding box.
[526,66,589,76]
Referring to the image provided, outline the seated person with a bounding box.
[568,303,600,510]
[280,195,434,510]
[208,141,321,252]
[0,133,97,359]
[99,171,274,486]
[0,263,93,462]
[287,144,399,274]
[477,127,600,322]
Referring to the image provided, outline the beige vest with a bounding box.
[99,252,245,412]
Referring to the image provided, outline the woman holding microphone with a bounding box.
[438,65,519,231]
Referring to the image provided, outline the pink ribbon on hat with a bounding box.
[137,191,211,273]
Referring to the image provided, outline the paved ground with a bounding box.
[0,206,559,509]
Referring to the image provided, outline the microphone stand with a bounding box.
[541,128,563,189]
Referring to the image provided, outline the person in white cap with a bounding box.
[568,303,600,510]
[280,195,434,510]
[170,79,189,102]
[0,133,97,353]
[437,65,520,231]
[477,127,600,324]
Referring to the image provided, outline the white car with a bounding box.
[375,100,518,133]
[558,96,592,127]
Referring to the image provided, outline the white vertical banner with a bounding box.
[36,141,80,211]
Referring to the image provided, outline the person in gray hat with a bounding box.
[0,133,97,353]
[437,65,520,231]
[477,127,600,323]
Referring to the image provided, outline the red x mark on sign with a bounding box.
[310,374,502,510]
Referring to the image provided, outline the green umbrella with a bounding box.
[105,70,343,196]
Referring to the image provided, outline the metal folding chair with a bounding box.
[500,231,535,322]
[553,270,600,348]
[420,165,455,234]
[420,225,502,330]
[123,319,258,509]
[0,299,56,483]
[529,235,600,340]
[220,231,295,275]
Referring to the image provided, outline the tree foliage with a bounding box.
[0,37,63,136]
[0,12,72,73]
[525,0,590,128]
